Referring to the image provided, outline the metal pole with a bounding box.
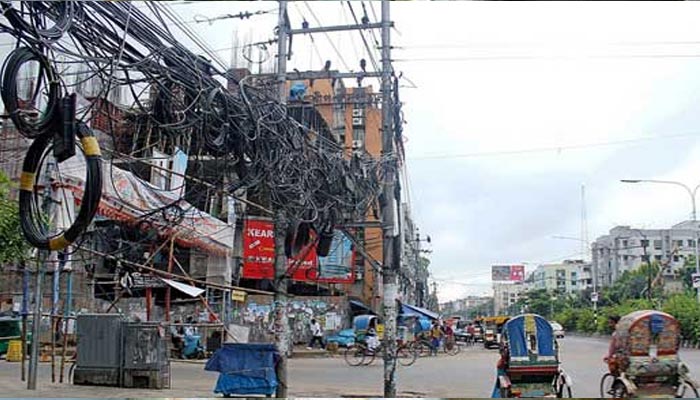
[51,255,60,383]
[21,264,29,382]
[165,236,176,322]
[28,254,45,390]
[274,2,289,397]
[380,1,398,396]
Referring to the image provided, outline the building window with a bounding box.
[676,240,684,248]
[641,239,650,248]
[654,255,662,261]
[673,255,680,262]
[622,240,628,248]
[689,240,696,248]
[653,240,662,250]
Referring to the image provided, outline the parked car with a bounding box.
[325,329,356,348]
[454,328,471,343]
[549,321,565,338]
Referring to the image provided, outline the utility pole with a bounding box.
[27,255,44,390]
[379,0,399,397]
[274,1,289,398]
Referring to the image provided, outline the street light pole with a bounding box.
[621,179,700,303]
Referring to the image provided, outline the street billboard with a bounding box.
[492,264,525,282]
[242,218,354,283]
[242,218,316,280]
[317,230,355,283]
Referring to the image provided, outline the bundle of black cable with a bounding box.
[0,47,60,139]
[18,123,103,251]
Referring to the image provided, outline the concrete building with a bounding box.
[440,296,493,317]
[493,282,527,315]
[399,204,430,307]
[532,260,589,294]
[591,222,699,288]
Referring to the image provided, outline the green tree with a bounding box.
[0,171,29,267]
[663,294,700,343]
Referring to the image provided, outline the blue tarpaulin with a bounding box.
[503,314,555,358]
[399,303,440,320]
[204,343,279,396]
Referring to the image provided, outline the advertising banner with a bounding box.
[510,265,525,282]
[242,218,355,283]
[317,230,355,283]
[492,265,511,281]
[242,218,317,280]
[492,265,525,282]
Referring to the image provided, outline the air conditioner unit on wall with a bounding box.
[352,108,364,117]
[352,117,364,126]
[352,140,363,150]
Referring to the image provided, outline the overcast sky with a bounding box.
[10,1,700,302]
[144,1,700,302]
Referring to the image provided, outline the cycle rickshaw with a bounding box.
[494,313,573,398]
[600,310,699,398]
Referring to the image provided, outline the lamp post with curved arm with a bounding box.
[621,179,700,303]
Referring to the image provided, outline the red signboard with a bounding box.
[510,265,525,282]
[242,218,318,281]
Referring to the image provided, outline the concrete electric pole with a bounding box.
[274,1,290,397]
[273,0,398,395]
[379,0,399,397]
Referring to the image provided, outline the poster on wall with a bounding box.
[317,230,355,284]
[242,218,317,280]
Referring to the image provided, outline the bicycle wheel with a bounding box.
[599,373,615,398]
[344,346,365,367]
[416,341,430,357]
[445,340,460,356]
[397,344,417,367]
[678,380,700,398]
[557,384,572,398]
[363,348,377,366]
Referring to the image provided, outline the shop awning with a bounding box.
[161,278,205,298]
[400,303,440,320]
[349,300,377,315]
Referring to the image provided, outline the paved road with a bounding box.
[1,337,700,397]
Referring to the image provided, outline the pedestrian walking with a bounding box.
[307,318,325,350]
[429,321,442,356]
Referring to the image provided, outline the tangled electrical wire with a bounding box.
[0,1,384,255]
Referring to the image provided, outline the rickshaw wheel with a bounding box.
[557,385,572,398]
[416,342,431,358]
[600,373,616,398]
[677,381,700,398]
[397,344,417,367]
[344,346,365,367]
[611,381,628,399]
[363,350,376,366]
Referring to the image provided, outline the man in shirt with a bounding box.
[430,321,443,356]
[604,315,621,375]
[308,319,325,350]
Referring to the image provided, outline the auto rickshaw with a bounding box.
[494,313,573,398]
[600,310,699,398]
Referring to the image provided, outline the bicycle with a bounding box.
[443,336,461,356]
[344,340,417,367]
